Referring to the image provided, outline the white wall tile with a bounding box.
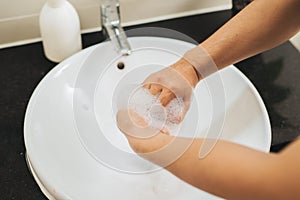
[0,0,231,48]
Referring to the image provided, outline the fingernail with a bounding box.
[161,127,169,134]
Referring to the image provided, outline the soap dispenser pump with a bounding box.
[39,0,82,62]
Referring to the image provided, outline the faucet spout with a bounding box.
[100,0,131,56]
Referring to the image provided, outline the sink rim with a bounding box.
[24,36,271,199]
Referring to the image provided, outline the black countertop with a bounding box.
[1,9,299,199]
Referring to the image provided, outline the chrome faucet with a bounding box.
[100,0,131,56]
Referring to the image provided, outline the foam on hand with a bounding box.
[127,87,184,134]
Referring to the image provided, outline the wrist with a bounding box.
[183,45,219,79]
[127,132,174,154]
[170,58,200,87]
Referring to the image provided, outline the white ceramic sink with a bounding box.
[24,37,271,199]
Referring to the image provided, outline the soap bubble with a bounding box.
[127,86,184,135]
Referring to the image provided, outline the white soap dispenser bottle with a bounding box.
[39,0,82,62]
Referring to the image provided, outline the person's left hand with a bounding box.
[142,58,199,122]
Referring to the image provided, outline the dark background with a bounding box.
[1,7,299,200]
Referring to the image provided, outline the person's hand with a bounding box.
[116,109,172,154]
[143,58,199,122]
[117,109,193,167]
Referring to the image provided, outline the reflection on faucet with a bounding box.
[100,0,131,56]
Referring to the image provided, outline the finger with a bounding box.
[142,75,154,89]
[149,84,162,95]
[143,83,150,89]
[117,110,148,133]
[116,110,132,134]
[128,110,148,128]
[160,127,170,135]
[117,110,174,155]
[159,88,176,107]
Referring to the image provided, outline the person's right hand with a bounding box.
[117,109,172,154]
[143,58,200,122]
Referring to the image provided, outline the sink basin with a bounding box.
[24,37,271,199]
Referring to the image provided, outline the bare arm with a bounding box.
[118,0,300,199]
[198,0,300,71]
[164,138,300,200]
[145,0,300,111]
[117,110,300,199]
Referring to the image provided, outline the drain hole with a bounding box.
[117,62,125,70]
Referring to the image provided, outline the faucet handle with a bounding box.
[100,0,131,56]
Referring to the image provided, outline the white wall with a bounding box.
[0,0,231,48]
[0,0,99,47]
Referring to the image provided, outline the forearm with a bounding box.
[163,138,279,199]
[138,135,291,199]
[130,133,278,199]
[193,0,300,71]
[125,132,299,199]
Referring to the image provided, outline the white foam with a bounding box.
[127,87,184,134]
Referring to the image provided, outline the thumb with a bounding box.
[117,110,161,139]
